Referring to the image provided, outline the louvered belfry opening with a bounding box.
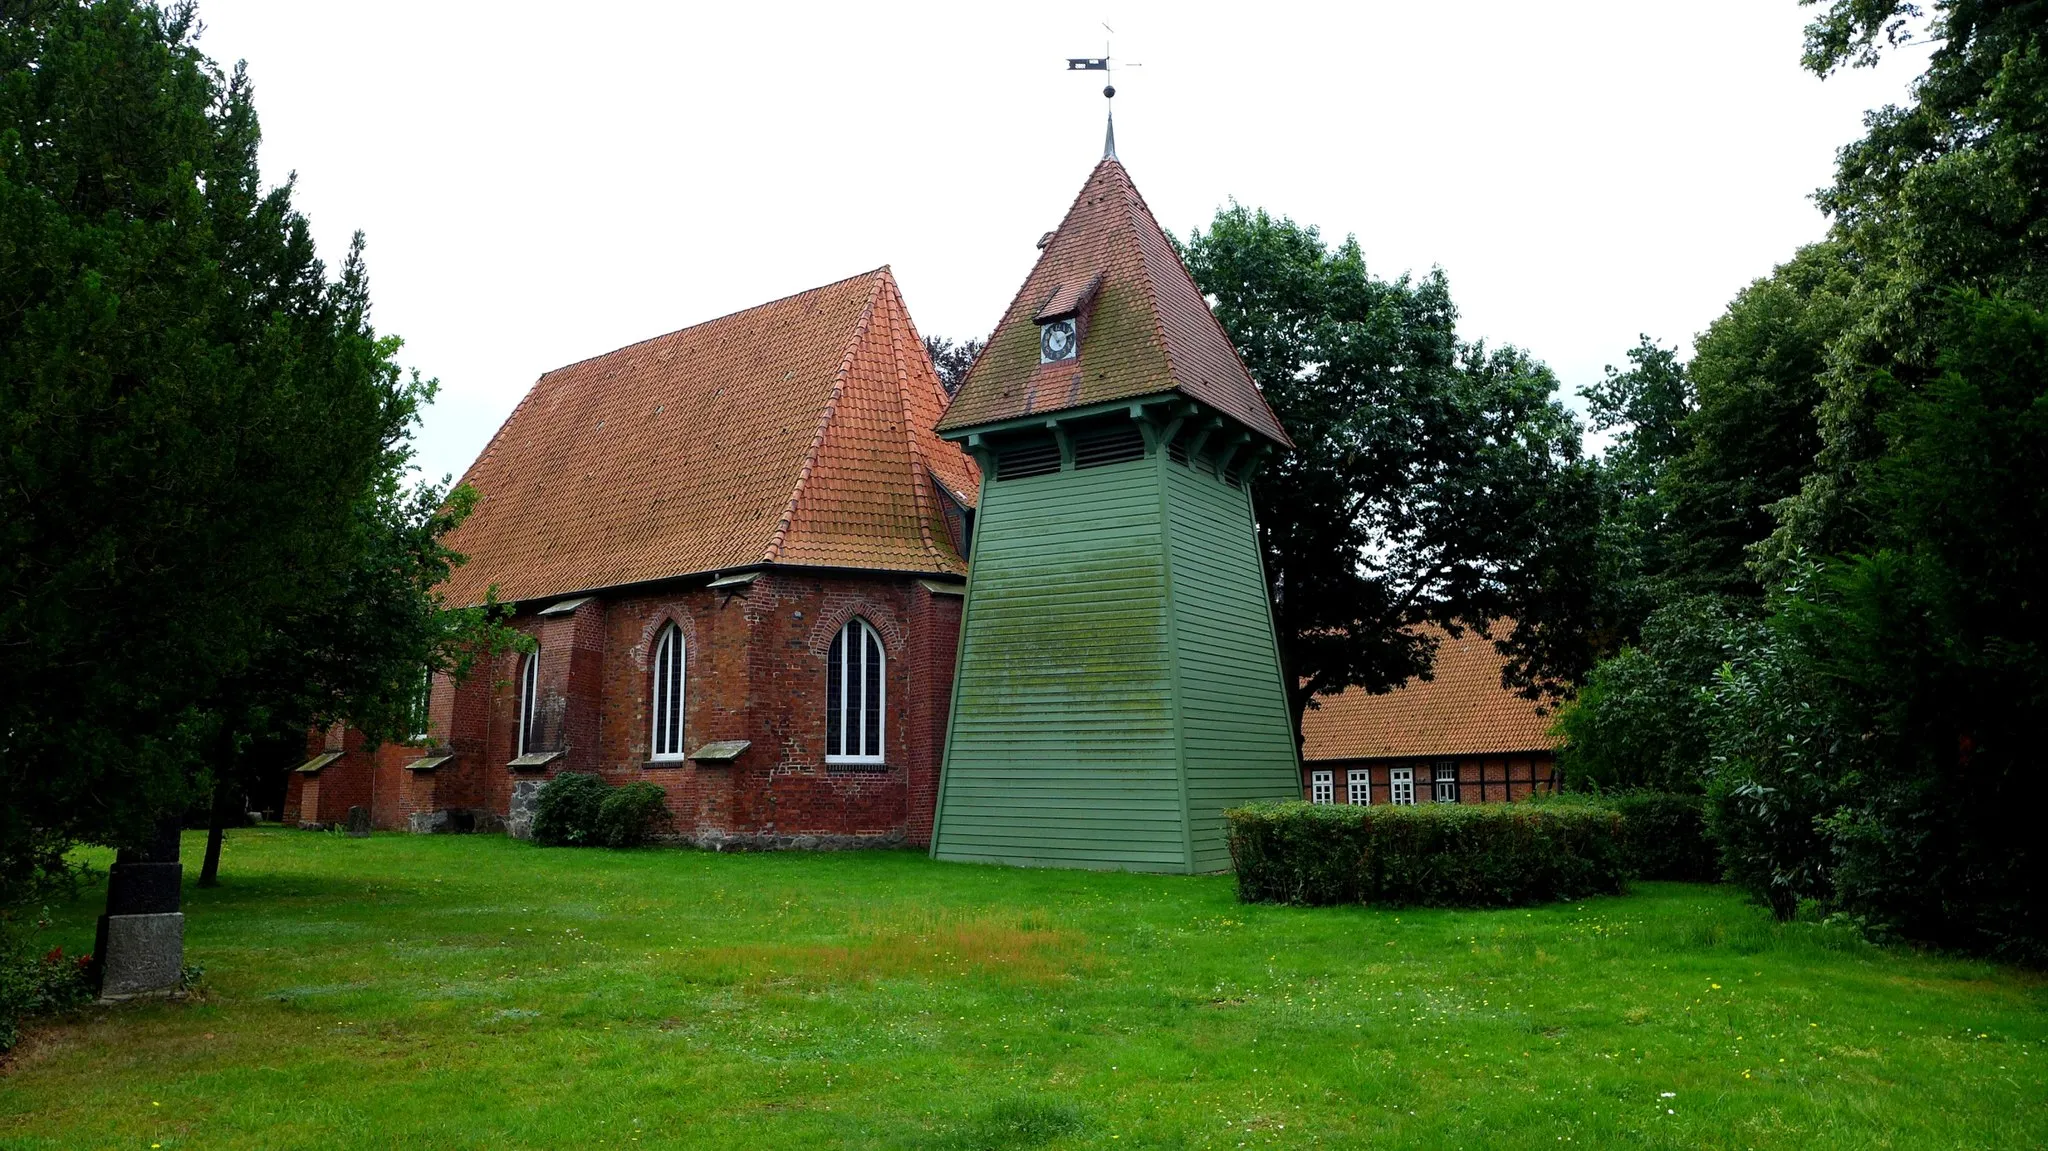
[1071,419,1145,469]
[993,432,1062,480]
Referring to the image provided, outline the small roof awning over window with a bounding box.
[689,740,751,763]
[295,752,343,774]
[1035,272,1103,323]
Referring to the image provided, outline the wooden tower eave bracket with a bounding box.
[1047,420,1075,471]
[1213,429,1253,478]
[1185,416,1226,461]
[963,432,995,475]
[1239,443,1276,483]
[1131,398,1191,452]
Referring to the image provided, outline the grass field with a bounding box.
[1,829,2043,1149]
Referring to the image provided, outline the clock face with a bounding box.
[1040,318,1077,363]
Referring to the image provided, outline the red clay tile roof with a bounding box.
[936,158,1293,447]
[438,269,980,607]
[1300,625,1559,761]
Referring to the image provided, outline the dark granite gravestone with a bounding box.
[345,805,372,838]
[94,818,184,1001]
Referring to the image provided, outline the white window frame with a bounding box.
[1310,770,1334,804]
[1390,766,1416,806]
[650,624,686,762]
[517,647,541,757]
[1434,761,1460,804]
[825,618,886,765]
[410,665,433,744]
[1348,768,1371,805]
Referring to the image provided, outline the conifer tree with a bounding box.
[0,0,509,896]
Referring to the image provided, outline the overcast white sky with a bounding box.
[187,1,1926,485]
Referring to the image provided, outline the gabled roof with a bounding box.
[438,269,980,607]
[1301,625,1559,762]
[936,158,1292,447]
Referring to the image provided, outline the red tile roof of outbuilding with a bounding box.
[438,269,979,607]
[936,158,1292,447]
[1300,625,1559,761]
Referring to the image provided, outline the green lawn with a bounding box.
[2,830,2043,1149]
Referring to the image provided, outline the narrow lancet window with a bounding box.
[518,647,541,756]
[826,619,885,764]
[650,624,685,761]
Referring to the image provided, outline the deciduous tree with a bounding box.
[1179,206,1597,744]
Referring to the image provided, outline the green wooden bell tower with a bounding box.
[929,156,1301,873]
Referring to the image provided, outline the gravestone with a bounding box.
[345,805,372,838]
[94,819,185,1001]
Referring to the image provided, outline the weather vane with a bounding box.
[1067,24,1137,159]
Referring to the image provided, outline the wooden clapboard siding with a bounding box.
[931,434,1300,873]
[930,456,1186,869]
[1162,462,1302,872]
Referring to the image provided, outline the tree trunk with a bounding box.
[1289,683,1312,760]
[197,780,230,888]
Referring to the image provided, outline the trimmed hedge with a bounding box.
[1226,801,1628,907]
[1608,792,1719,882]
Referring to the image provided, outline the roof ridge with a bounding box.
[762,269,888,564]
[876,272,948,566]
[946,159,1125,402]
[449,372,537,496]
[1108,161,1182,402]
[1121,167,1273,431]
[538,266,890,381]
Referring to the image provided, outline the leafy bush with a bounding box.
[595,782,672,848]
[1226,802,1628,908]
[1699,603,1842,922]
[532,775,672,848]
[1554,597,1751,793]
[1608,792,1719,882]
[529,773,608,847]
[0,924,94,1053]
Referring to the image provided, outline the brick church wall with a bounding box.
[309,568,963,845]
[282,725,430,829]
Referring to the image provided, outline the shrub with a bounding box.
[529,773,607,846]
[595,782,673,848]
[0,925,94,1053]
[1553,596,1751,793]
[1226,801,1628,908]
[1608,792,1719,882]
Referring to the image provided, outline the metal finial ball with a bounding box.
[1103,84,1115,99]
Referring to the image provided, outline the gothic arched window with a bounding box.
[650,624,685,761]
[825,618,884,764]
[518,646,541,756]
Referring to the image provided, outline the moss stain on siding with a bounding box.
[932,442,1298,873]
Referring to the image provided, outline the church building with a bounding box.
[286,145,1304,867]
[286,268,980,847]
